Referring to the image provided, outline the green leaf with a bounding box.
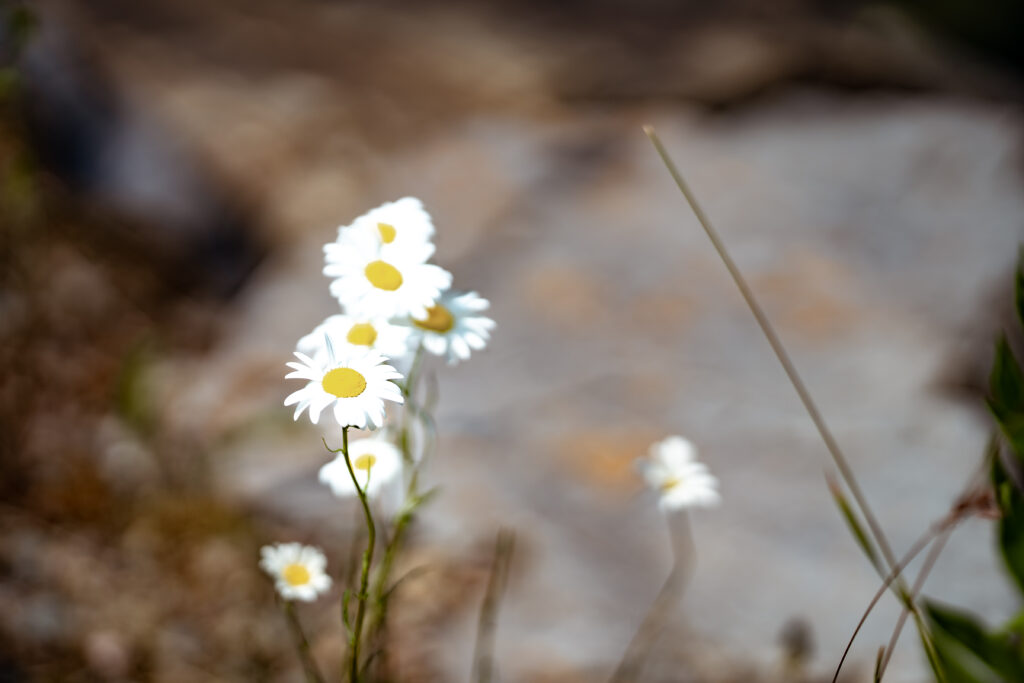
[988,337,1024,460]
[914,609,949,683]
[991,454,1024,596]
[926,601,1024,682]
[826,475,882,574]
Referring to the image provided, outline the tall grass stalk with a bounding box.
[642,125,938,672]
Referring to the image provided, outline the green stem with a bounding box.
[373,470,418,607]
[281,599,325,683]
[875,522,957,681]
[399,341,426,461]
[348,426,376,683]
[327,427,376,683]
[832,517,953,683]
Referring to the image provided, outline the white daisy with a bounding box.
[319,435,403,501]
[409,290,495,365]
[259,543,332,602]
[297,313,413,363]
[324,226,451,319]
[329,197,435,259]
[638,436,720,511]
[284,342,403,429]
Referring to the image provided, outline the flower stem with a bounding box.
[280,599,325,683]
[329,426,376,683]
[368,340,432,675]
[399,341,426,462]
[609,511,693,683]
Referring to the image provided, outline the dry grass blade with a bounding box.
[473,528,516,683]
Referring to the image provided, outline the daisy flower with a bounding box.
[329,197,435,259]
[319,435,403,500]
[638,436,720,511]
[297,313,413,363]
[324,226,451,319]
[259,543,332,602]
[285,342,403,429]
[409,290,495,365]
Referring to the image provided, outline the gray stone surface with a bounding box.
[158,91,1024,681]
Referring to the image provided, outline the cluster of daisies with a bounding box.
[260,197,495,602]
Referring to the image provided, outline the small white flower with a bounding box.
[408,290,495,365]
[638,436,719,510]
[329,197,435,259]
[319,435,403,500]
[259,543,332,602]
[324,226,451,319]
[297,314,413,363]
[284,342,403,429]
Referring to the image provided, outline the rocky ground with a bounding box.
[3,0,1024,681]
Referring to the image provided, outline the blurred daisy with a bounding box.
[324,227,451,319]
[285,342,403,429]
[319,435,403,500]
[329,197,435,259]
[259,543,332,602]
[297,314,412,363]
[638,436,719,511]
[410,290,495,365]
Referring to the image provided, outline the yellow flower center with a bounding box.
[282,563,311,586]
[321,367,367,398]
[346,323,377,346]
[377,222,396,244]
[413,304,455,333]
[660,477,681,492]
[365,260,403,291]
[353,454,377,471]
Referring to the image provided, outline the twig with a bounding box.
[472,529,516,683]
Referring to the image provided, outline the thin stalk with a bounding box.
[400,341,426,462]
[643,126,946,673]
[363,470,421,681]
[326,427,377,683]
[875,523,957,681]
[367,337,434,676]
[472,529,516,683]
[373,470,419,613]
[281,600,326,683]
[832,517,953,683]
[643,125,900,579]
[610,512,693,683]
